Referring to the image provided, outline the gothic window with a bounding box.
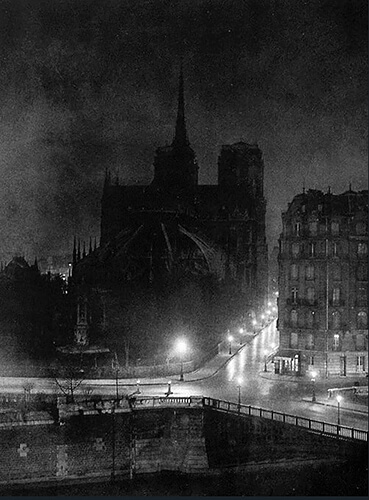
[332,288,340,305]
[292,243,299,257]
[358,243,368,256]
[294,222,301,235]
[332,311,340,329]
[290,264,298,280]
[290,331,298,348]
[306,265,314,280]
[307,287,315,304]
[357,312,368,329]
[290,309,298,327]
[331,221,339,235]
[309,221,318,236]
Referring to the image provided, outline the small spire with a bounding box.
[173,61,189,147]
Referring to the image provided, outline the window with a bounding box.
[318,204,323,212]
[358,243,368,256]
[294,222,301,235]
[332,265,341,281]
[290,310,298,327]
[332,311,340,329]
[307,287,315,304]
[291,264,298,280]
[356,264,368,281]
[309,221,318,236]
[358,287,367,304]
[302,204,306,213]
[309,356,315,366]
[291,287,298,304]
[333,333,340,351]
[290,331,298,348]
[307,310,315,328]
[356,355,366,372]
[292,243,299,257]
[306,265,315,280]
[332,242,338,257]
[306,333,314,349]
[356,222,366,235]
[357,311,368,329]
[309,242,316,257]
[332,288,340,305]
[331,221,339,235]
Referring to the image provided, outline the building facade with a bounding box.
[276,188,368,377]
[70,69,268,363]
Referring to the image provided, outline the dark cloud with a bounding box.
[0,0,367,260]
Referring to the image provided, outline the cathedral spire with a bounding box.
[173,62,188,147]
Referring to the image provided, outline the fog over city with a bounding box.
[0,0,366,261]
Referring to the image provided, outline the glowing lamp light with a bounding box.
[252,320,257,326]
[228,335,233,342]
[176,339,187,355]
[239,328,244,334]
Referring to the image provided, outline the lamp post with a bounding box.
[311,370,317,402]
[263,349,268,372]
[228,335,233,355]
[252,320,257,335]
[166,380,172,396]
[136,379,141,395]
[237,377,242,411]
[176,339,187,381]
[336,395,342,425]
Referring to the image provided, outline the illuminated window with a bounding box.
[357,311,368,329]
[358,243,368,256]
[333,333,340,350]
[332,288,340,305]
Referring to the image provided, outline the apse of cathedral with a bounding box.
[70,68,268,365]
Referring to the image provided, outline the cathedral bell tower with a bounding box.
[151,65,198,202]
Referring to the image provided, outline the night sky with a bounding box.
[0,0,367,261]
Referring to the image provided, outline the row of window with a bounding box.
[307,355,366,371]
[285,241,368,258]
[289,286,367,304]
[289,310,368,329]
[289,263,368,281]
[287,220,366,237]
[290,331,367,355]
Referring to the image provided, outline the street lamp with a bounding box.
[176,338,187,381]
[228,335,233,355]
[252,319,257,334]
[136,379,141,394]
[237,376,242,411]
[336,395,342,425]
[166,380,173,396]
[311,370,317,402]
[263,349,268,372]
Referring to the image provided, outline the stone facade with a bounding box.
[276,188,368,377]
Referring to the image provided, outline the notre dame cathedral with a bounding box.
[70,68,268,366]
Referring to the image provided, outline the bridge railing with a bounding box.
[202,397,368,442]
